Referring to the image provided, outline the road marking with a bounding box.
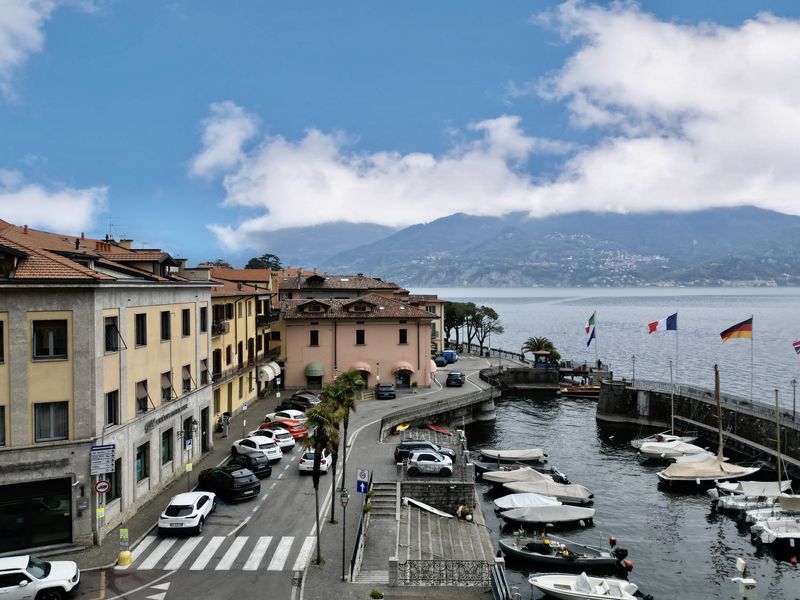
[284,463,291,470]
[138,538,177,570]
[243,536,272,570]
[291,536,315,571]
[163,536,202,570]
[189,536,225,570]
[277,472,284,479]
[105,571,174,600]
[131,534,157,555]
[267,536,294,570]
[215,536,248,570]
[270,482,277,489]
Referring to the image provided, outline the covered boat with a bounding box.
[631,431,696,450]
[503,480,594,505]
[499,533,629,573]
[745,495,800,524]
[474,462,570,484]
[528,572,640,600]
[482,466,553,485]
[656,455,760,488]
[638,440,706,461]
[499,505,595,528]
[480,448,546,463]
[493,492,561,511]
[716,479,792,497]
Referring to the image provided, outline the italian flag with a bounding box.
[584,312,596,334]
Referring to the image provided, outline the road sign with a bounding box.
[356,467,369,493]
[243,401,248,411]
[185,463,193,472]
[90,444,115,475]
[94,480,111,494]
[185,438,193,450]
[119,528,129,549]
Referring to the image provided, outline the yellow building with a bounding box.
[0,221,213,552]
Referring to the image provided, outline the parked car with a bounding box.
[247,427,295,450]
[298,448,331,473]
[158,491,216,535]
[231,437,283,462]
[292,391,322,405]
[375,383,396,399]
[407,450,453,476]
[394,439,456,462]
[0,555,80,600]
[260,418,307,439]
[434,355,448,367]
[442,350,459,364]
[264,409,307,424]
[227,450,273,478]
[197,466,261,501]
[275,399,312,412]
[445,372,466,387]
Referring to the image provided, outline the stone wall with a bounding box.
[400,480,475,512]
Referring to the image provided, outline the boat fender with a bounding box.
[609,535,617,547]
[791,556,797,566]
[623,559,634,571]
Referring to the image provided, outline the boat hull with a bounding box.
[498,537,625,573]
[656,466,761,490]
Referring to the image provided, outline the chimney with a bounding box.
[118,239,133,250]
[23,225,28,234]
[312,267,317,274]
[81,232,85,239]
[75,238,80,249]
[237,283,242,290]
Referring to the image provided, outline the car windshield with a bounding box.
[259,441,278,449]
[378,384,392,390]
[26,556,50,579]
[302,452,315,460]
[277,432,292,439]
[252,455,269,465]
[165,504,194,517]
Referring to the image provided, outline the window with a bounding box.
[135,313,147,346]
[256,335,263,352]
[226,345,232,365]
[237,303,243,319]
[200,359,209,385]
[104,316,119,352]
[426,305,437,313]
[310,330,319,346]
[356,329,365,345]
[136,380,149,414]
[160,311,171,341]
[0,405,5,446]
[271,330,281,341]
[213,388,220,413]
[238,376,243,399]
[136,442,150,481]
[200,306,208,333]
[105,390,119,427]
[182,308,191,337]
[34,401,68,442]
[248,301,252,316]
[0,320,4,363]
[162,428,173,464]
[103,458,121,502]
[399,328,408,344]
[32,320,68,359]
[182,365,192,394]
[237,341,243,366]
[161,371,172,402]
[225,303,233,319]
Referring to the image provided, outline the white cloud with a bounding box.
[200,2,800,251]
[0,0,56,96]
[189,101,259,178]
[0,170,107,232]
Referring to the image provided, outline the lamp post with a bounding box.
[178,418,199,492]
[631,355,636,386]
[339,488,350,581]
[376,361,380,384]
[792,378,797,421]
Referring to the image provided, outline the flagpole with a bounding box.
[675,310,679,389]
[750,314,754,403]
[594,311,599,365]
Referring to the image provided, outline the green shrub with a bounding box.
[363,501,373,513]
[369,589,384,599]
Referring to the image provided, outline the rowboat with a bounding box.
[499,505,595,528]
[528,572,641,600]
[499,533,629,573]
[480,448,546,463]
[503,480,594,506]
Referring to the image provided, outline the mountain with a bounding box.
[305,207,800,287]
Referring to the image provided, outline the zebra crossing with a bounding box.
[121,533,316,572]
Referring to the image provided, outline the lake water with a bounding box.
[409,288,800,599]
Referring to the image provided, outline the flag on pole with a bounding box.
[586,327,596,347]
[647,313,677,333]
[720,317,753,342]
[584,312,596,334]
[792,340,800,355]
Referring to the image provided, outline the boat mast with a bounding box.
[775,389,782,491]
[669,359,674,435]
[715,364,723,458]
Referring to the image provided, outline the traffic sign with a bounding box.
[243,401,248,411]
[185,463,193,472]
[94,480,111,494]
[356,467,369,493]
[90,444,115,475]
[185,438,193,450]
[119,528,129,549]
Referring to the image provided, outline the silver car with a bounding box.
[407,450,453,477]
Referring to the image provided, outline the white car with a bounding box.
[158,491,216,535]
[232,437,283,462]
[248,427,295,450]
[407,450,453,476]
[0,555,80,600]
[298,448,331,473]
[264,409,307,424]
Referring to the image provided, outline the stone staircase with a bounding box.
[370,481,398,519]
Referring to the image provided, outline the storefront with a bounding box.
[0,478,72,553]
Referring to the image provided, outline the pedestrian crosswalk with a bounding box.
[123,533,316,572]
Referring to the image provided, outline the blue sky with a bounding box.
[2,1,800,264]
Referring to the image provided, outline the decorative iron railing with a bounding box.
[396,559,490,586]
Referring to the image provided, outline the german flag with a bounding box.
[720,317,753,342]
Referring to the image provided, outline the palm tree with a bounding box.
[303,403,340,565]
[521,336,561,361]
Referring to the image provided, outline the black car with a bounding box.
[227,450,273,479]
[394,439,456,462]
[375,383,396,399]
[446,372,466,387]
[197,466,261,501]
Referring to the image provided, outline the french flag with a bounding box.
[793,340,800,355]
[648,313,677,333]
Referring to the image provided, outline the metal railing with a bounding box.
[349,472,373,581]
[396,559,490,586]
[211,320,229,337]
[379,388,494,439]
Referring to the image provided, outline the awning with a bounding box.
[429,359,437,373]
[258,366,274,382]
[182,365,191,379]
[304,362,325,377]
[350,361,373,374]
[161,372,171,389]
[136,380,147,400]
[391,361,416,374]
[266,361,281,377]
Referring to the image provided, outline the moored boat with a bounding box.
[493,492,561,511]
[528,572,642,600]
[480,447,546,463]
[638,440,706,461]
[499,533,630,573]
[631,431,697,450]
[750,516,800,550]
[482,466,553,485]
[503,480,594,505]
[559,384,600,399]
[499,505,595,528]
[473,461,570,484]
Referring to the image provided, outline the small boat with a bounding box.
[745,495,800,524]
[425,424,452,436]
[503,480,594,506]
[673,451,718,464]
[631,431,696,450]
[528,572,642,600]
[559,384,600,399]
[499,533,629,573]
[473,462,571,484]
[482,466,553,485]
[716,479,792,497]
[638,440,706,461]
[480,448,546,463]
[499,505,595,528]
[714,494,776,512]
[750,516,800,550]
[493,493,561,511]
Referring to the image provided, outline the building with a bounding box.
[0,221,213,553]
[407,294,446,356]
[277,269,406,301]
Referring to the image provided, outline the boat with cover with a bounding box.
[474,461,570,483]
[744,495,800,524]
[480,447,546,463]
[710,479,792,511]
[503,480,594,505]
[528,572,644,600]
[482,466,554,485]
[493,492,561,511]
[499,505,595,528]
[499,533,629,572]
[638,439,706,461]
[631,431,696,450]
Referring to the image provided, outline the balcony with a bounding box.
[268,309,281,323]
[267,345,281,360]
[212,320,229,337]
[256,314,268,328]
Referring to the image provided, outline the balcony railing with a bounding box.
[268,309,281,323]
[256,314,268,327]
[212,320,229,337]
[267,345,281,359]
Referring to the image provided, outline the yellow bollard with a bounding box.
[118,550,132,566]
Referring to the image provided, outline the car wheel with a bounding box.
[439,468,451,476]
[36,589,64,600]
[196,517,204,535]
[231,446,238,455]
[211,499,217,513]
[408,467,419,476]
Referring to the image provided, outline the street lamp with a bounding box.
[376,361,380,384]
[792,378,797,421]
[631,356,636,386]
[339,488,350,581]
[178,418,199,492]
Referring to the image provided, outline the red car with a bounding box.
[260,418,307,439]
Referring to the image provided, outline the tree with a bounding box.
[521,336,561,361]
[473,306,504,355]
[303,403,340,564]
[205,258,232,268]
[462,303,479,352]
[245,253,282,270]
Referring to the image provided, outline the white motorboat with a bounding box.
[493,492,561,511]
[503,480,594,505]
[638,439,706,460]
[528,572,640,600]
[744,496,800,524]
[674,450,718,464]
[480,447,546,462]
[751,516,800,549]
[717,494,776,512]
[631,431,697,450]
[499,505,595,528]
[482,466,553,485]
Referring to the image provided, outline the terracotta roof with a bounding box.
[211,267,272,284]
[211,278,263,298]
[278,272,402,291]
[408,295,446,304]
[282,293,435,320]
[102,252,174,263]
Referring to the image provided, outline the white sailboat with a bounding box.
[638,439,706,461]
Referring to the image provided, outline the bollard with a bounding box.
[118,550,132,566]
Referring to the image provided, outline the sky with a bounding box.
[2,0,800,264]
